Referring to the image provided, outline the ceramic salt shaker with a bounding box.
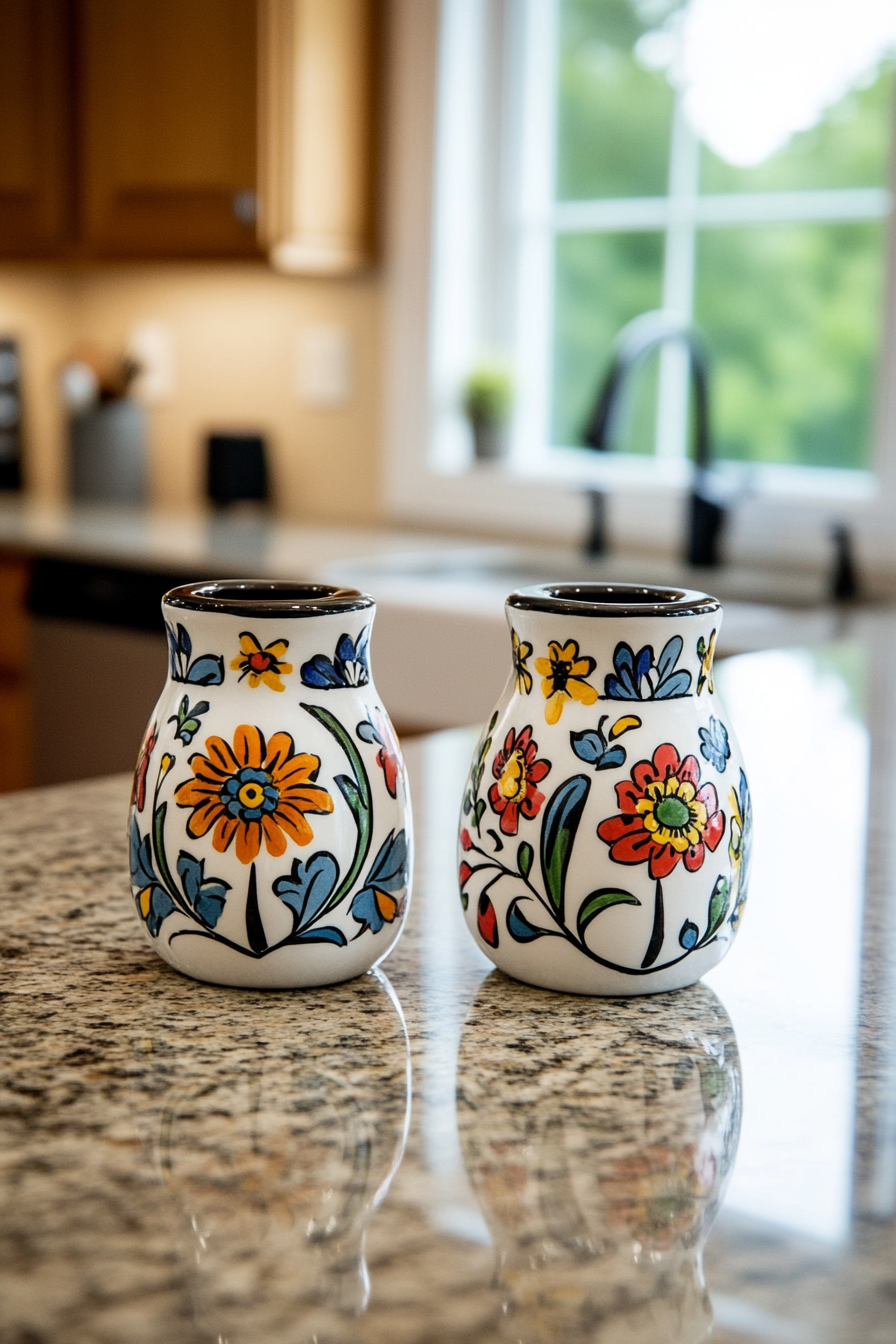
[458,583,751,995]
[129,580,411,988]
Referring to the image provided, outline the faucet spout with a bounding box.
[583,310,725,566]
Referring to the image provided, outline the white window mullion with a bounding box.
[656,93,700,462]
[509,0,559,475]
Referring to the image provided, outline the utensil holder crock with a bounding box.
[458,583,751,995]
[129,580,412,988]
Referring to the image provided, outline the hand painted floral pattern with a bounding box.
[696,630,717,696]
[487,725,551,835]
[129,814,174,936]
[511,629,533,695]
[165,621,225,686]
[728,768,752,930]
[698,716,730,772]
[357,706,403,798]
[231,632,293,692]
[131,721,158,812]
[570,713,641,771]
[536,639,598,724]
[597,743,724,880]
[300,628,371,689]
[602,636,691,700]
[167,695,210,746]
[175,724,334,864]
[350,829,410,935]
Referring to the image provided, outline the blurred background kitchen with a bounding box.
[1,0,895,788]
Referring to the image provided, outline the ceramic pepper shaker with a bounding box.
[129,580,411,988]
[458,583,751,995]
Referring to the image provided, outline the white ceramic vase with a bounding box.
[458,583,751,995]
[129,580,411,988]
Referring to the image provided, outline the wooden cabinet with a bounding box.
[0,0,261,260]
[0,554,32,793]
[0,1,75,258]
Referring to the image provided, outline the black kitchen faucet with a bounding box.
[583,309,727,567]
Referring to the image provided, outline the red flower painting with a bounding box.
[487,725,551,836]
[597,742,724,880]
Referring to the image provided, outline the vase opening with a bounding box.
[507,581,719,618]
[163,579,374,616]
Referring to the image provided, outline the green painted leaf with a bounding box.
[540,774,590,919]
[473,798,486,828]
[705,876,730,940]
[460,890,468,911]
[518,841,533,879]
[300,703,372,913]
[577,887,640,937]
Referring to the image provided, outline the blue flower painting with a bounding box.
[699,716,731,772]
[165,621,225,687]
[300,627,371,689]
[129,815,175,937]
[602,636,692,700]
[350,829,409,935]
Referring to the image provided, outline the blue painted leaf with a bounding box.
[295,925,347,947]
[570,729,603,764]
[129,816,156,890]
[507,897,546,942]
[598,744,627,769]
[679,919,699,950]
[186,654,224,686]
[654,670,691,699]
[634,645,653,684]
[365,829,408,892]
[356,719,380,745]
[144,888,175,938]
[273,852,340,929]
[517,840,534,879]
[540,774,590,918]
[177,623,192,661]
[349,885,398,935]
[176,851,230,927]
[656,635,683,683]
[605,642,640,698]
[336,632,356,664]
[577,887,640,938]
[300,654,345,688]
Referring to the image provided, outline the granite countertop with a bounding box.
[3,640,896,1344]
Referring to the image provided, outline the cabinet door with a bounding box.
[79,0,261,259]
[0,0,75,258]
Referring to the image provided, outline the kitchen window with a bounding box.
[385,0,896,566]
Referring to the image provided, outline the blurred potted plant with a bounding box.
[463,361,513,462]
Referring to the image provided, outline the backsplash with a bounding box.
[0,263,383,524]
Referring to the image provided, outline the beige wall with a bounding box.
[0,263,384,523]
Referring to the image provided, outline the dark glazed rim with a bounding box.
[507,581,720,618]
[163,579,374,617]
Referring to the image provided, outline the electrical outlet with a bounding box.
[126,322,176,404]
[297,325,353,406]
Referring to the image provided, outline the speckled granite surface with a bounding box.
[2,709,896,1343]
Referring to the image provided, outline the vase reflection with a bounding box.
[457,976,741,1344]
[149,969,410,1344]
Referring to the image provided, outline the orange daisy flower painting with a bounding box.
[175,724,334,864]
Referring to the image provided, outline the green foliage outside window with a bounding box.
[552,0,893,472]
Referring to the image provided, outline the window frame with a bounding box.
[384,0,896,577]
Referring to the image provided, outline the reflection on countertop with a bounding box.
[2,637,896,1342]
